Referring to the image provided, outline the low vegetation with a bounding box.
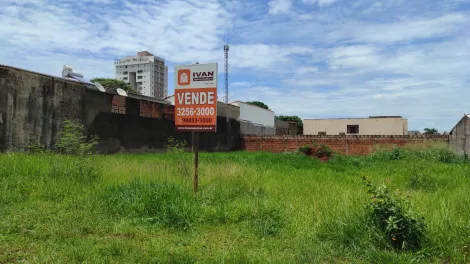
[298,142,334,161]
[1,145,469,263]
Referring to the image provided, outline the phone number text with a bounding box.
[181,118,213,123]
[177,107,215,116]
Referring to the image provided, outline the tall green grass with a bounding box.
[1,148,469,263]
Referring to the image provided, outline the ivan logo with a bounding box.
[178,69,191,86]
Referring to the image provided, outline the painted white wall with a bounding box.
[231,102,275,127]
[303,118,408,135]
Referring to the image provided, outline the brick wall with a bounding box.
[241,135,449,155]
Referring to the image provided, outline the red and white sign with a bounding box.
[174,63,218,132]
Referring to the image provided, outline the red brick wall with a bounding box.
[241,135,449,156]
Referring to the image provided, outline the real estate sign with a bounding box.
[174,63,218,132]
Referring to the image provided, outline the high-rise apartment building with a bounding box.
[114,51,168,98]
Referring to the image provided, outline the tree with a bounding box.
[276,115,303,135]
[246,101,269,110]
[90,78,140,94]
[423,128,438,135]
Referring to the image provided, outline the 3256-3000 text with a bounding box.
[177,107,215,116]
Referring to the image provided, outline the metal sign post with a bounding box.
[193,132,199,193]
[174,62,218,193]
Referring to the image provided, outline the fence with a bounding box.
[241,135,449,155]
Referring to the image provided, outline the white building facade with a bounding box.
[230,101,275,135]
[303,116,409,136]
[115,51,168,99]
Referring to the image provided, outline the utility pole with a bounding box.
[224,45,230,150]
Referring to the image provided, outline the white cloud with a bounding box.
[297,67,319,74]
[268,0,292,14]
[355,13,468,43]
[230,44,313,70]
[303,0,339,7]
[0,0,229,68]
[1,0,470,130]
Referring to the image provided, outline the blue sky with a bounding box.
[1,0,470,132]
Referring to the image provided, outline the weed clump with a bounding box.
[299,142,333,161]
[362,177,426,251]
[166,137,190,177]
[408,160,437,191]
[55,119,99,155]
[390,146,403,160]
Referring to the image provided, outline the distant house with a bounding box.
[449,114,470,156]
[303,116,408,136]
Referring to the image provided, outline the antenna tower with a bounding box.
[224,44,229,104]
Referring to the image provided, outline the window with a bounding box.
[318,132,326,136]
[125,66,128,68]
[138,70,143,73]
[123,71,128,74]
[347,125,359,134]
[123,77,128,80]
[138,76,142,79]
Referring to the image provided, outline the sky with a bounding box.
[1,0,470,132]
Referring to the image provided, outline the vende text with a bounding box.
[177,91,215,105]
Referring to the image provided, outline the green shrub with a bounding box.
[298,145,313,156]
[55,119,99,155]
[390,146,403,160]
[362,177,426,251]
[166,136,187,153]
[298,142,333,161]
[436,148,458,163]
[316,143,333,159]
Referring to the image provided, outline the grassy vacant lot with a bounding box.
[1,148,470,263]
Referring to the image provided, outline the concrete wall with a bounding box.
[303,117,408,136]
[275,120,297,135]
[0,65,241,153]
[240,121,275,135]
[241,135,448,155]
[216,102,240,121]
[450,115,469,155]
[231,101,275,128]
